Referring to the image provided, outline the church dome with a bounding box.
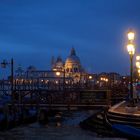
[65,48,82,73]
[65,48,81,65]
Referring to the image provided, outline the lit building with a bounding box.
[51,48,87,83]
[14,48,89,89]
[52,56,64,71]
[97,72,121,87]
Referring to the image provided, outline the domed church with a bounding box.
[52,48,87,83]
[14,48,88,86]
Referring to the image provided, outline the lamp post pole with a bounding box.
[130,54,133,101]
[127,30,135,106]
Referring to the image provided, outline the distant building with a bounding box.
[51,48,87,83]
[14,48,89,88]
[97,72,121,87]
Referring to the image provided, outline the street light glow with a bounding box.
[136,62,140,68]
[138,69,140,74]
[127,43,135,55]
[136,56,140,61]
[127,31,135,41]
[56,71,61,76]
[105,78,108,82]
[89,75,92,79]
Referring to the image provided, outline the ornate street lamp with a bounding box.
[127,30,135,106]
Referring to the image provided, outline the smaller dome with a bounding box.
[56,56,64,66]
[53,56,64,70]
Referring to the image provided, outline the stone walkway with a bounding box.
[109,100,140,116]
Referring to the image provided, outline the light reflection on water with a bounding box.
[0,110,127,140]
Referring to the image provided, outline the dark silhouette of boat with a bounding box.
[104,110,140,139]
[112,124,140,139]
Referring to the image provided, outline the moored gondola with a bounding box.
[104,111,140,139]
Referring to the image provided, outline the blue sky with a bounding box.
[0,0,140,76]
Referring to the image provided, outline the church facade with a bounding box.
[51,48,87,83]
[14,48,89,88]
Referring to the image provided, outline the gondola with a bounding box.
[104,111,140,139]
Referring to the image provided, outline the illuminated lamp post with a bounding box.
[55,71,61,90]
[127,30,135,106]
[88,75,93,88]
[105,78,109,87]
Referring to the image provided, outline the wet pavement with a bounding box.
[0,110,127,140]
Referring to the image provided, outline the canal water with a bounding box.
[0,110,126,140]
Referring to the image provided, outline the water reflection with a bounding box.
[0,110,126,140]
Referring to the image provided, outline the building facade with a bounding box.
[14,48,89,89]
[51,48,87,83]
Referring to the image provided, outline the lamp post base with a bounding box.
[125,100,137,113]
[125,106,138,113]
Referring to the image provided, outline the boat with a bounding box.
[104,111,140,139]
[112,123,140,139]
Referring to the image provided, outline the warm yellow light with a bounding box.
[56,71,61,76]
[53,68,57,71]
[136,62,140,68]
[128,31,135,41]
[127,44,135,55]
[138,69,140,74]
[136,56,140,61]
[105,79,108,82]
[89,76,92,79]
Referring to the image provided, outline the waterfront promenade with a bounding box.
[109,100,140,116]
[0,110,126,140]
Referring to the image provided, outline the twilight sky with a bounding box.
[0,0,140,76]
